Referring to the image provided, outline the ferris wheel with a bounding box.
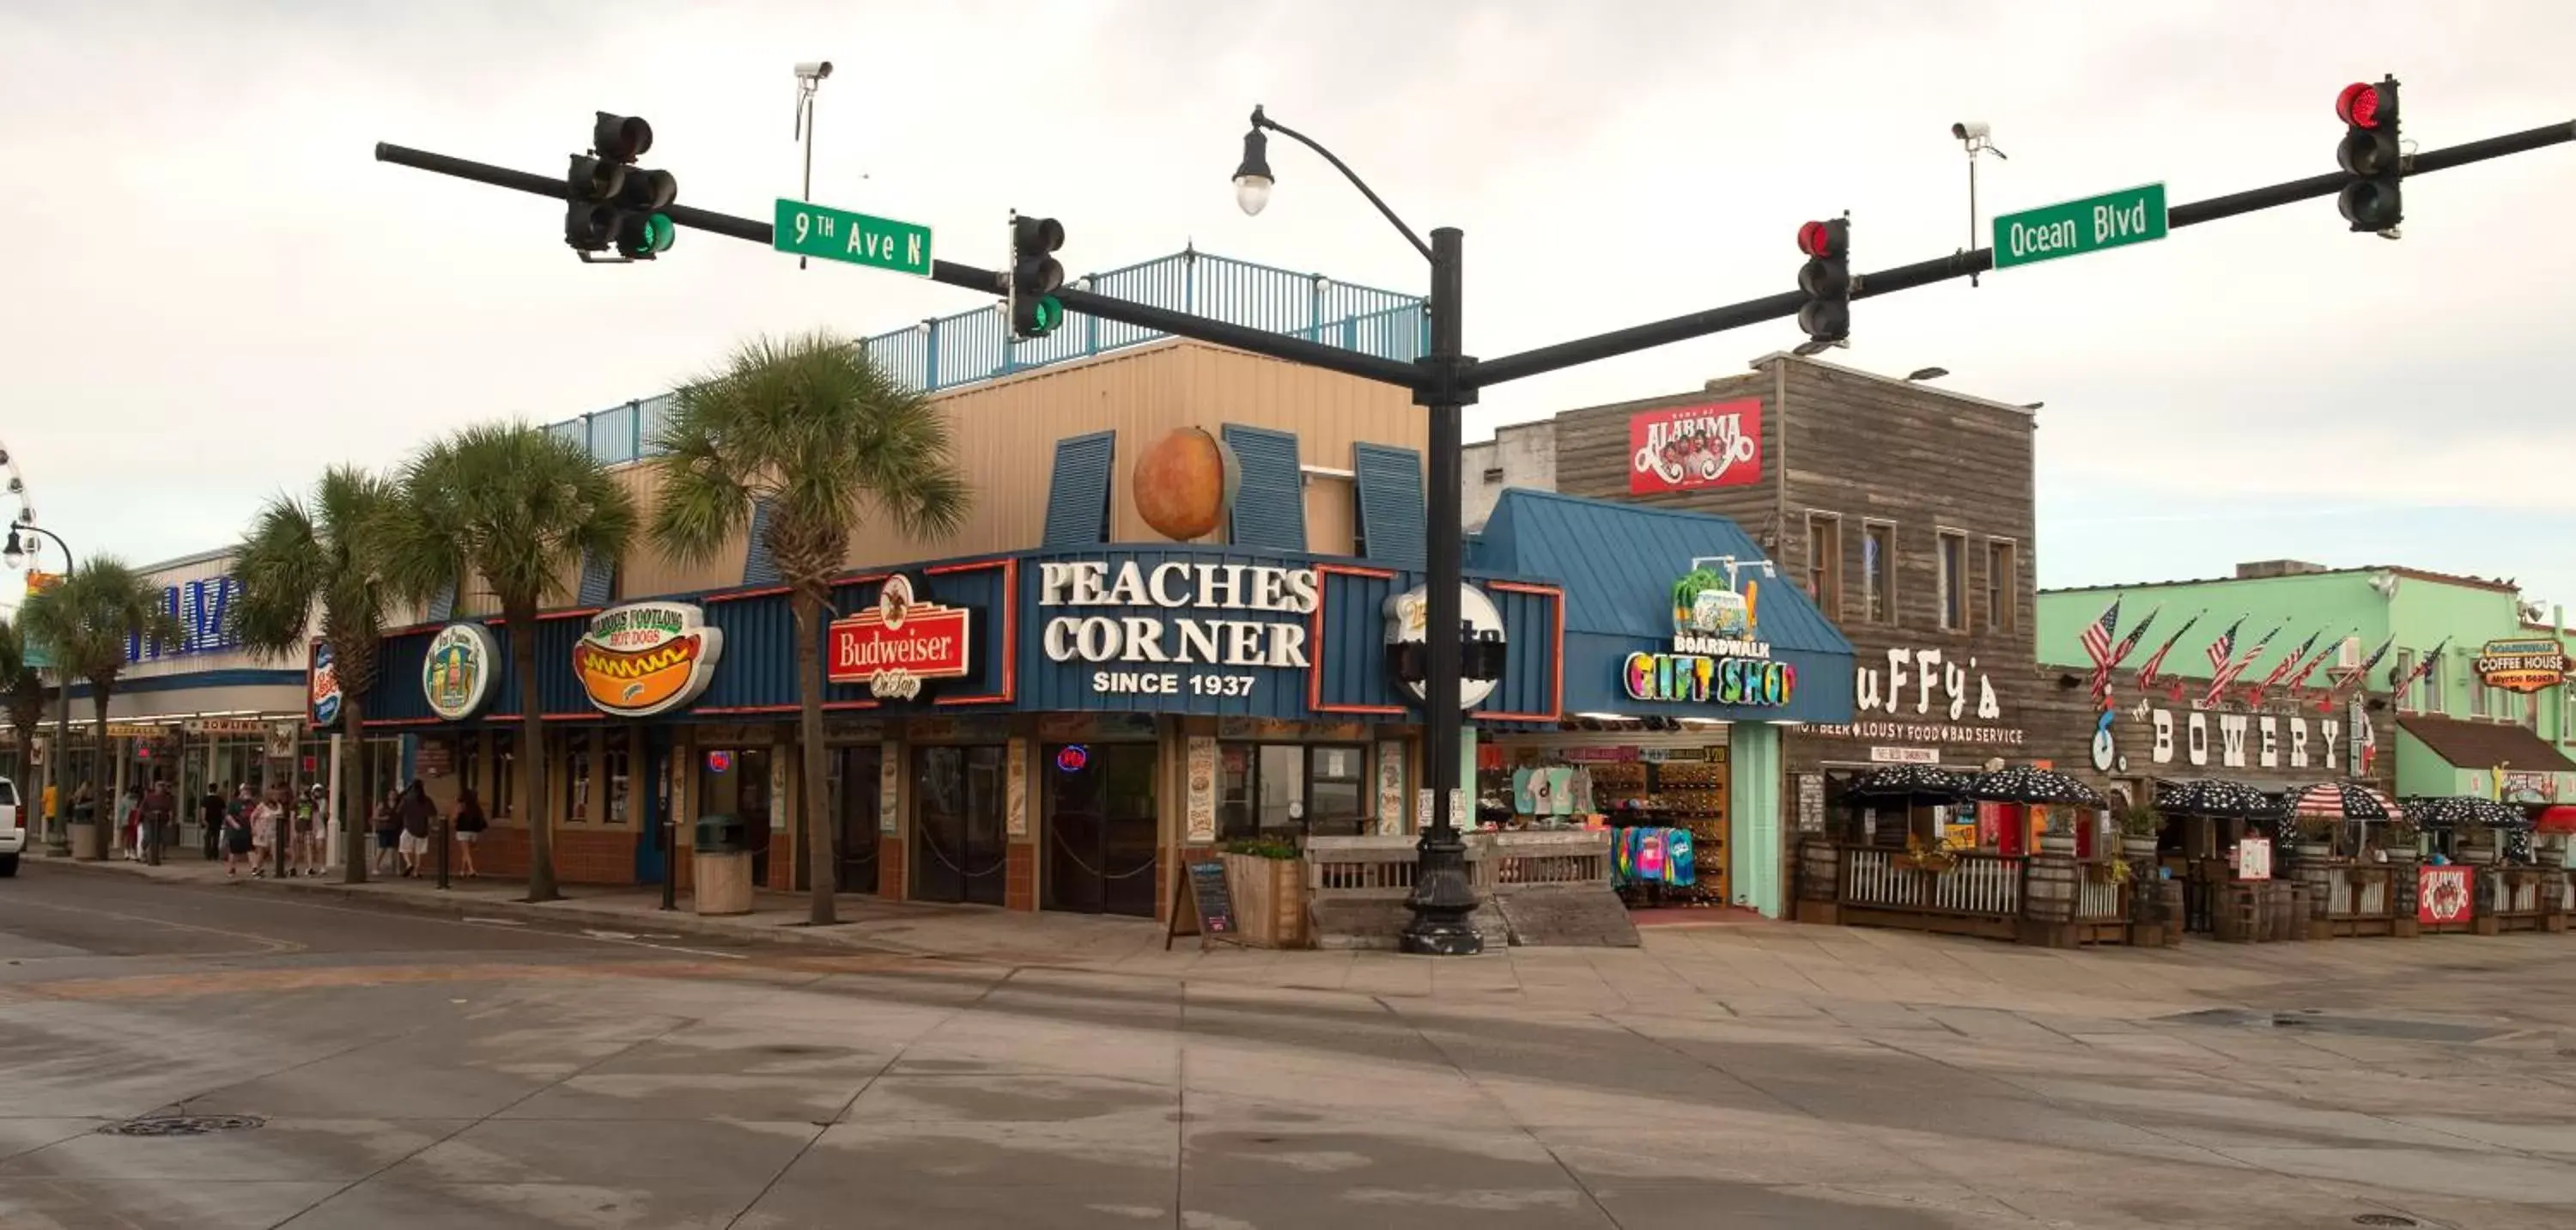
[0,439,46,573]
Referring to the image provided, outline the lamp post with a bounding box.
[6,522,77,856]
[1234,107,1480,955]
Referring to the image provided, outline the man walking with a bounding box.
[139,779,176,867]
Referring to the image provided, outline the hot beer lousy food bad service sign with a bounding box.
[1629,399,1762,495]
[574,601,725,718]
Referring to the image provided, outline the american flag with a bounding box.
[2203,624,2280,707]
[2080,598,2122,669]
[2133,612,2203,696]
[2091,605,2160,706]
[2391,637,2451,696]
[2243,628,2329,706]
[2202,616,2246,673]
[2330,634,2397,697]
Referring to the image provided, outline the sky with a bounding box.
[5,0,2575,617]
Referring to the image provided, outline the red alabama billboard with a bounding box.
[1628,399,1763,494]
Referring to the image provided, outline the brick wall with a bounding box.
[449,825,639,886]
[878,837,906,902]
[1005,845,1036,911]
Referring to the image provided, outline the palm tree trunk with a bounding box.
[512,603,557,903]
[341,692,368,885]
[792,588,836,925]
[88,685,110,859]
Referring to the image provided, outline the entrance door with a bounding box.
[912,746,1005,905]
[697,746,774,886]
[829,745,881,895]
[1042,743,1158,917]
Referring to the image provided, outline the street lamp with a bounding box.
[6,521,77,856]
[1231,104,1479,956]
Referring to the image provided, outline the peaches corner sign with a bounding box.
[574,601,724,718]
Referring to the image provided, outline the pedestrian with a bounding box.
[249,788,283,877]
[290,788,322,876]
[71,781,94,828]
[452,786,487,880]
[396,781,434,878]
[199,785,226,861]
[142,779,176,865]
[371,789,401,875]
[221,791,254,876]
[118,786,140,860]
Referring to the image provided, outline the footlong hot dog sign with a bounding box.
[573,601,726,718]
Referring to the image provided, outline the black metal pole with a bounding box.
[435,800,451,891]
[655,725,677,911]
[21,524,76,857]
[1400,227,1481,957]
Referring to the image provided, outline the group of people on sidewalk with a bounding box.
[369,782,487,879]
[202,782,331,877]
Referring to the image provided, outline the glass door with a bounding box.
[1042,743,1159,917]
[912,745,1005,905]
[829,745,881,895]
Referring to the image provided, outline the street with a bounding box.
[0,865,2569,1229]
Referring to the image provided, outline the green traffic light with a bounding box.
[645,213,675,253]
[1034,295,1062,335]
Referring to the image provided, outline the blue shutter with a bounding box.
[577,549,614,606]
[1041,430,1117,548]
[1352,442,1427,569]
[743,498,781,586]
[425,581,457,623]
[1223,423,1306,552]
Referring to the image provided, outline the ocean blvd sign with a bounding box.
[1038,558,1317,697]
[1991,183,2168,271]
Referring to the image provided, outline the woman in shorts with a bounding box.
[222,794,255,876]
[248,789,285,877]
[451,787,488,880]
[395,782,434,877]
[371,789,402,875]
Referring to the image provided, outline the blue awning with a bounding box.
[1473,489,1856,726]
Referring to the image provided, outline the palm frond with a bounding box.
[385,422,636,618]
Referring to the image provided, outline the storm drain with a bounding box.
[2353,1215,2420,1227]
[2161,1008,2506,1044]
[96,1115,265,1137]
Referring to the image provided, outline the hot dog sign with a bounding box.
[573,601,726,718]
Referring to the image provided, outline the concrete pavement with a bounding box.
[4,859,2575,1227]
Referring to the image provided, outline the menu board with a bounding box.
[1795,773,1826,832]
[1167,858,1241,951]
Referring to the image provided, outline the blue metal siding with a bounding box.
[576,550,614,606]
[1475,585,1563,721]
[742,499,781,586]
[1222,424,1306,552]
[1352,442,1426,570]
[1476,488,1855,726]
[1040,430,1117,549]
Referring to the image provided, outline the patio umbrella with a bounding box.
[2154,778,2281,820]
[1843,764,1971,802]
[2531,805,2576,835]
[2278,781,2400,845]
[2404,795,2530,831]
[1964,765,2106,807]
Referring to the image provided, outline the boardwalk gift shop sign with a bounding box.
[1629,399,1762,495]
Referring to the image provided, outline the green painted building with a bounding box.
[2037,560,2576,805]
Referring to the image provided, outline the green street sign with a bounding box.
[1991,183,2168,271]
[773,198,933,277]
[21,639,49,671]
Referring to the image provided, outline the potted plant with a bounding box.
[2454,818,2500,867]
[2379,817,2422,864]
[2115,805,2163,865]
[1218,837,1310,949]
[2291,815,2338,863]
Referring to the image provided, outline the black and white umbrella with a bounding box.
[2404,795,2530,831]
[2154,778,2281,820]
[2287,782,2399,821]
[1844,764,1972,802]
[1965,765,2106,807]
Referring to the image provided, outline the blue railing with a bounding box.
[543,248,1427,467]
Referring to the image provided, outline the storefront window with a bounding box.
[1807,515,1842,619]
[459,739,482,807]
[1218,742,1369,842]
[1862,522,1894,624]
[605,737,631,825]
[1936,531,1966,631]
[562,730,592,823]
[494,732,516,819]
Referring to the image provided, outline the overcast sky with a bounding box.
[6,1,2574,617]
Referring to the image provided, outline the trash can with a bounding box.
[692,813,754,916]
[70,820,104,862]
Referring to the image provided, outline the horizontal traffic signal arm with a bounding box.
[379,114,2573,398]
[1464,119,2576,388]
[374,142,1422,389]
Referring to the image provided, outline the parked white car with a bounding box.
[0,776,21,875]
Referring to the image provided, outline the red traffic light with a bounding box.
[1797,220,1834,258]
[2336,82,2381,130]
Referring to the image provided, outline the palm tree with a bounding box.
[378,423,636,903]
[651,332,969,924]
[231,466,398,883]
[18,559,183,844]
[0,618,49,796]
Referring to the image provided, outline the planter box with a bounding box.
[1224,853,1311,949]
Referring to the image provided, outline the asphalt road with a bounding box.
[3,862,2573,1230]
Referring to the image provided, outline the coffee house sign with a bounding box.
[1038,558,1316,697]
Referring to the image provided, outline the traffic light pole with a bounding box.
[1406,226,1481,956]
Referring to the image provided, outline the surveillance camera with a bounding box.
[1952,120,1990,142]
[795,60,833,81]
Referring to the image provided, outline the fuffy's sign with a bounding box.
[829,575,972,700]
[1628,399,1762,494]
[574,601,724,718]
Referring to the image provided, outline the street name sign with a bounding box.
[773,198,933,277]
[1991,183,2168,271]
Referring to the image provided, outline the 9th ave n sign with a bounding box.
[1992,183,2168,270]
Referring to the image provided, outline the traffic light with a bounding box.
[1007,213,1065,339]
[1795,217,1850,353]
[563,112,677,260]
[2336,77,2403,234]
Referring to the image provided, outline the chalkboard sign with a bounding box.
[1166,857,1242,951]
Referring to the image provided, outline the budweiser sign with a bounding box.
[1629,399,1762,494]
[829,575,971,700]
